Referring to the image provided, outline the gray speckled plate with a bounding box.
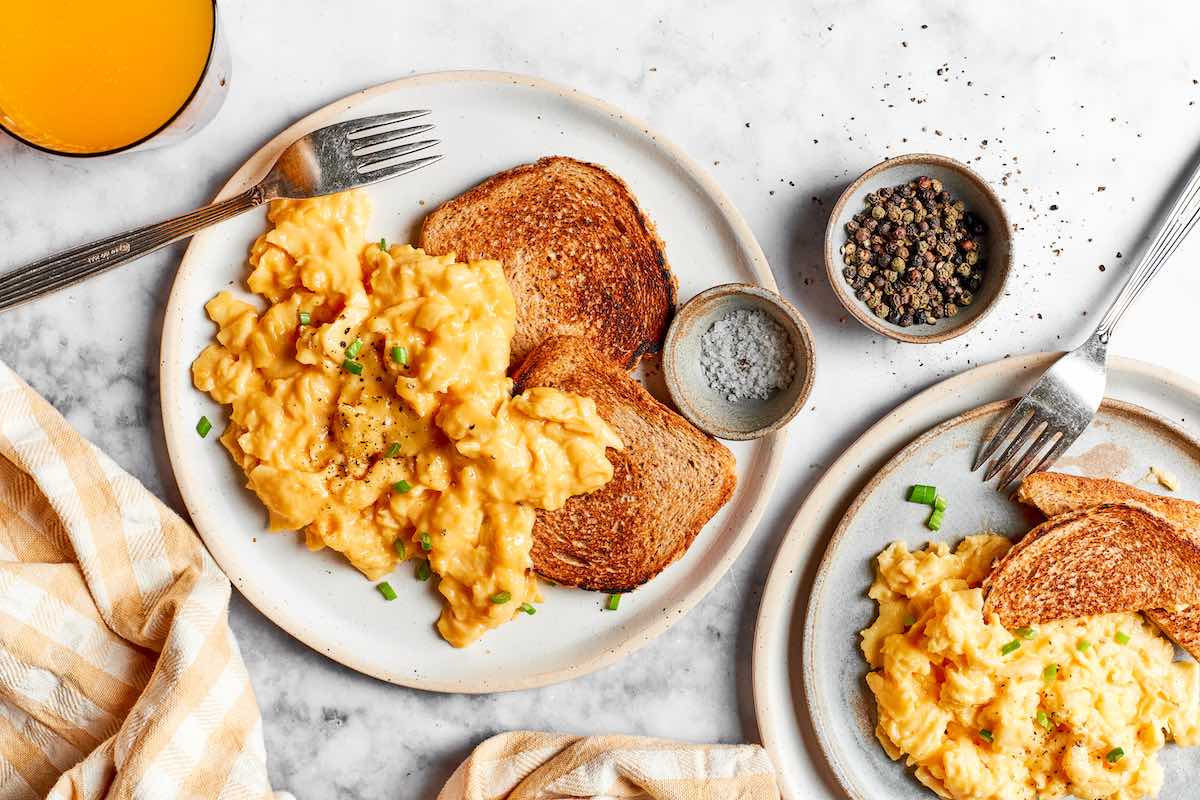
[753,354,1200,799]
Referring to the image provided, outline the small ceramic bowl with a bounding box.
[662,283,815,440]
[825,153,1012,343]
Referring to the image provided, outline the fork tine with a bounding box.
[345,110,431,135]
[350,123,435,152]
[995,428,1060,492]
[1027,430,1079,477]
[357,144,441,173]
[972,401,1034,472]
[982,413,1043,481]
[355,154,444,183]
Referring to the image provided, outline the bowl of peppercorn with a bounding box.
[825,153,1011,343]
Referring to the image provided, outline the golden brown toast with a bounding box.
[982,501,1200,628]
[1015,471,1200,658]
[419,156,677,369]
[512,335,736,591]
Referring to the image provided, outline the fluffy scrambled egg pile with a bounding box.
[861,534,1200,800]
[193,190,621,647]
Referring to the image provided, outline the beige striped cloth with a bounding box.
[438,732,779,800]
[0,362,279,799]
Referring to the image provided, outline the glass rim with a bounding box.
[0,0,221,159]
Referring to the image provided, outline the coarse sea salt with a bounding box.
[700,308,795,402]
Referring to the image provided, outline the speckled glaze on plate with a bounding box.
[160,71,784,693]
[752,354,1200,799]
[824,153,1012,344]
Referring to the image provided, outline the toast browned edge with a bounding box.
[982,499,1200,628]
[1015,471,1200,658]
[512,335,736,592]
[419,156,677,370]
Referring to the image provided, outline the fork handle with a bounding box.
[0,186,266,312]
[1094,155,1200,343]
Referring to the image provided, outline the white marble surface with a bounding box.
[4,1,1200,797]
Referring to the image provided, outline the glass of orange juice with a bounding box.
[0,0,230,157]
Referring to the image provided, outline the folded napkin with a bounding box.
[438,732,779,800]
[0,362,276,799]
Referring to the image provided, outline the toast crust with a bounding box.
[512,336,736,591]
[420,156,677,369]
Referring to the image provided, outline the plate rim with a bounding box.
[159,70,783,693]
[751,352,1200,798]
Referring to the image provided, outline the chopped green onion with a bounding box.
[390,345,409,366]
[379,237,388,251]
[376,581,397,601]
[1106,747,1125,763]
[908,484,937,505]
[1001,639,1021,655]
[196,415,213,438]
[1077,639,1091,652]
[298,310,311,326]
[342,358,363,375]
[1043,664,1059,682]
[345,338,364,358]
[933,495,948,512]
[605,593,621,611]
[419,532,432,552]
[1016,627,1037,640]
[979,729,994,743]
[393,480,412,494]
[1037,710,1053,731]
[902,614,917,628]
[518,602,536,615]
[415,560,431,581]
[1115,631,1131,645]
[926,509,944,531]
[394,539,406,558]
[490,591,511,604]
[385,442,401,458]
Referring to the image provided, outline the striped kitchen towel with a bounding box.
[438,731,779,800]
[0,361,279,799]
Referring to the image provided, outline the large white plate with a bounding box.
[160,71,783,693]
[752,354,1200,798]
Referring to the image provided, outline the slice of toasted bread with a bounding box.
[419,156,676,369]
[1016,471,1200,658]
[982,502,1200,627]
[512,335,736,591]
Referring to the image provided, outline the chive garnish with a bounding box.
[1106,747,1125,763]
[390,345,409,366]
[376,581,397,601]
[902,614,917,628]
[298,310,311,326]
[926,509,944,531]
[490,591,511,604]
[1043,664,1058,682]
[342,359,363,375]
[379,237,388,251]
[1077,639,1091,652]
[394,539,406,558]
[979,729,994,743]
[393,480,412,494]
[1037,710,1053,731]
[907,484,937,504]
[1115,631,1131,645]
[196,415,213,438]
[345,338,363,358]
[419,532,432,552]
[1001,639,1021,655]
[933,495,948,511]
[605,593,621,611]
[385,442,401,458]
[1016,627,1037,640]
[415,560,431,581]
[518,602,536,615]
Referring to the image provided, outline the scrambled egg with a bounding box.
[861,535,1200,800]
[192,190,621,647]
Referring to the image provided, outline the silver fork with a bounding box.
[974,153,1200,490]
[0,111,442,312]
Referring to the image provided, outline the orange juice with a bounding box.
[0,0,215,154]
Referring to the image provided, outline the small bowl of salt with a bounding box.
[662,283,814,440]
